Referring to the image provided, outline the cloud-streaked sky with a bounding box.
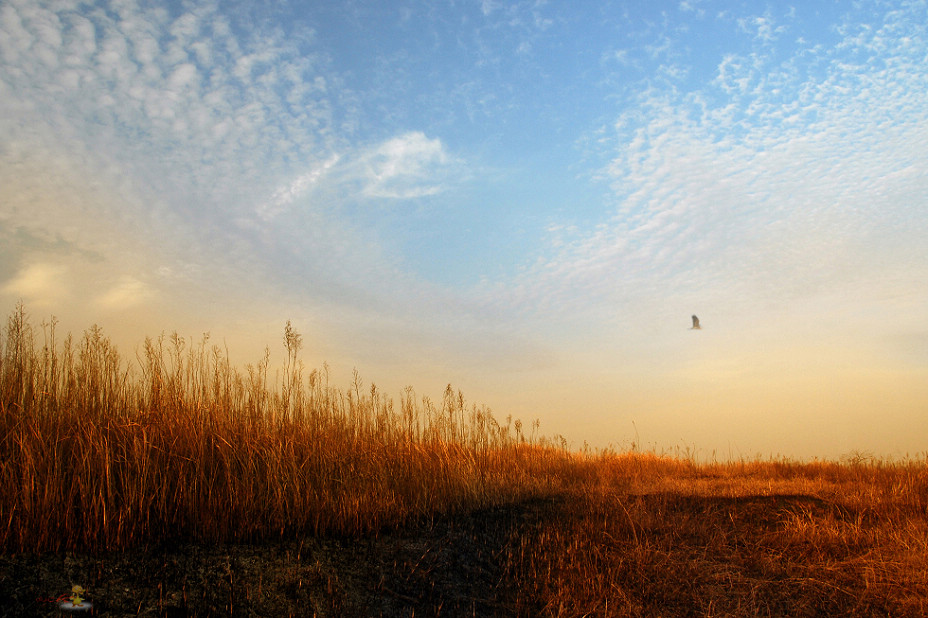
[2,0,926,459]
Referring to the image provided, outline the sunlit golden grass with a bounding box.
[0,304,577,553]
[501,453,928,616]
[3,304,927,615]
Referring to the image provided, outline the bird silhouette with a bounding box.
[691,315,701,330]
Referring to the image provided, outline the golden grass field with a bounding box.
[1,304,927,616]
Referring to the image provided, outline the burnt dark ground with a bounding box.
[0,497,556,617]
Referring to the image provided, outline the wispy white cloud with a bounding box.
[737,12,785,43]
[0,0,352,299]
[0,0,342,218]
[356,131,456,199]
[257,155,342,221]
[678,1,706,17]
[254,130,464,230]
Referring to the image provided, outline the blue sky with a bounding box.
[2,0,927,459]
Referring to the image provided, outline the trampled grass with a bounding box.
[2,304,927,616]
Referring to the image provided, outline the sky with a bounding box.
[2,0,927,460]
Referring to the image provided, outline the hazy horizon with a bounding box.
[2,0,926,460]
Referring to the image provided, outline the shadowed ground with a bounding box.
[0,498,552,617]
[3,491,926,617]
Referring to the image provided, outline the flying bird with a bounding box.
[691,315,701,330]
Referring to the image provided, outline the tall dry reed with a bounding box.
[0,304,571,553]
